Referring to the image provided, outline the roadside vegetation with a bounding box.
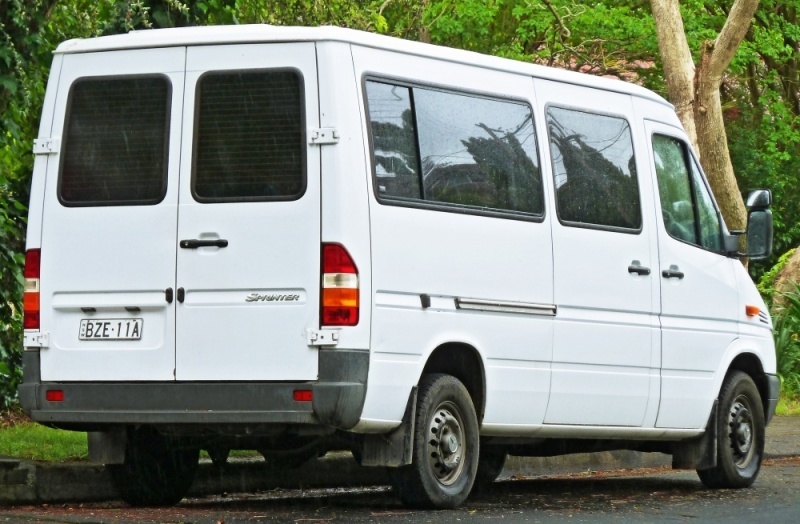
[1,1,799,456]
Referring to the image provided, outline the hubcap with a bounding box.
[728,395,755,469]
[426,402,466,486]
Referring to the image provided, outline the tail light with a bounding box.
[321,243,359,326]
[24,249,41,330]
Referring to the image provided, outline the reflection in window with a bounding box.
[652,135,723,252]
[546,107,641,230]
[367,83,420,199]
[366,80,543,216]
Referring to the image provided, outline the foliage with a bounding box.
[772,284,800,395]
[758,248,797,303]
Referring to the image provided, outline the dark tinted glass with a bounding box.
[366,80,543,217]
[547,107,641,230]
[60,77,170,206]
[194,71,304,201]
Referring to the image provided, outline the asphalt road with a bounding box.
[2,456,799,523]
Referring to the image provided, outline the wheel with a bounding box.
[697,371,765,489]
[472,446,507,493]
[390,373,479,509]
[108,426,200,507]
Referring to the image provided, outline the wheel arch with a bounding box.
[727,352,771,419]
[420,342,486,424]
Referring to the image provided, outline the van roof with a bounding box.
[55,24,670,107]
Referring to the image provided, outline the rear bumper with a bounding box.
[19,348,368,430]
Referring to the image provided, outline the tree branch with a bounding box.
[706,0,760,84]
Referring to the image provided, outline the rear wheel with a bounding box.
[108,426,199,507]
[697,371,765,489]
[391,373,479,509]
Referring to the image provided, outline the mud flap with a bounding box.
[88,426,127,464]
[359,386,417,467]
[672,401,718,470]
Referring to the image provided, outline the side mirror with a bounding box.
[746,188,772,211]
[745,189,773,260]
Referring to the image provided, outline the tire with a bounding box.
[108,426,200,507]
[391,373,479,509]
[697,371,765,489]
[472,446,507,493]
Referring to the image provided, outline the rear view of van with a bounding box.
[21,25,779,509]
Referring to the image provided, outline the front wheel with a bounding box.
[391,373,479,509]
[697,371,765,489]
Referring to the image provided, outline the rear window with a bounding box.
[193,70,305,202]
[59,76,171,206]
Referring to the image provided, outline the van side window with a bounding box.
[652,134,724,252]
[546,107,641,230]
[193,71,304,202]
[366,80,543,217]
[59,77,170,206]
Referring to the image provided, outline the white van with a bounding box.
[21,25,778,509]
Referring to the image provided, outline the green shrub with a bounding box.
[772,283,800,395]
[758,247,796,305]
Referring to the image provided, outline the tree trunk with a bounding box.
[650,0,760,234]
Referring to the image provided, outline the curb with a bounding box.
[2,415,797,506]
[1,450,671,505]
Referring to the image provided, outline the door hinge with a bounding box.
[32,138,60,155]
[307,329,340,347]
[309,127,339,145]
[24,331,50,348]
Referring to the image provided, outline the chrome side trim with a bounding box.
[455,298,557,316]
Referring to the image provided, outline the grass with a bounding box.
[776,393,800,416]
[0,423,88,462]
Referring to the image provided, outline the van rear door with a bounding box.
[38,48,185,381]
[174,44,321,381]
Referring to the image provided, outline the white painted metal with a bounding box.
[643,120,741,429]
[535,79,662,427]
[352,45,555,428]
[174,43,321,381]
[38,47,185,381]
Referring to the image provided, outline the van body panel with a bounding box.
[38,47,186,381]
[175,43,321,381]
[316,41,373,351]
[642,120,741,429]
[535,79,661,427]
[353,45,555,427]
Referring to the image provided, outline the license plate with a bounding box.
[79,318,143,340]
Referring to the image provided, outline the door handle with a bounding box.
[662,265,685,279]
[177,287,185,303]
[165,288,174,304]
[627,260,651,276]
[180,239,228,249]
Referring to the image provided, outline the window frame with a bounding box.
[651,132,726,255]
[191,68,307,204]
[57,74,172,208]
[363,74,545,223]
[545,103,644,235]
